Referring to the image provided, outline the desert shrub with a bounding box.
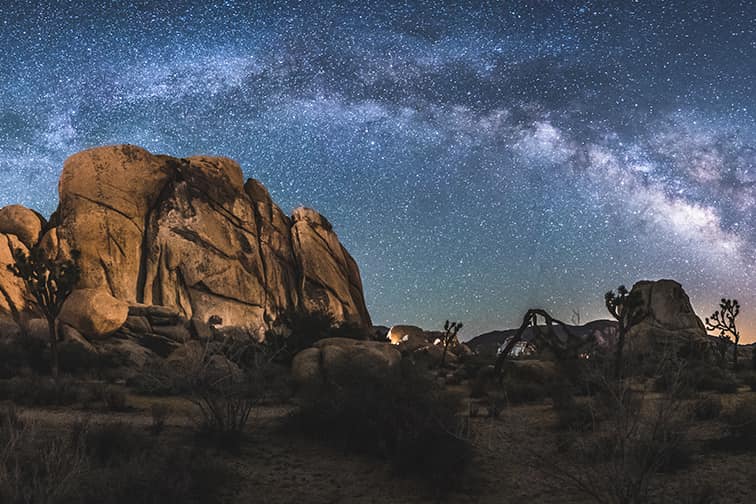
[57,342,100,374]
[0,407,88,504]
[502,379,547,405]
[740,371,756,392]
[0,415,233,504]
[291,360,471,492]
[0,337,48,377]
[722,398,756,449]
[264,309,338,364]
[462,354,492,380]
[689,363,739,393]
[556,400,596,431]
[539,355,694,503]
[172,341,268,448]
[693,395,722,420]
[0,341,29,378]
[0,376,85,406]
[329,321,371,340]
[128,359,183,396]
[83,422,152,466]
[265,309,369,365]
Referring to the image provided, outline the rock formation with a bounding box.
[625,279,712,357]
[292,337,401,389]
[0,145,372,351]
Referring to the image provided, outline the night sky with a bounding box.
[1,1,754,342]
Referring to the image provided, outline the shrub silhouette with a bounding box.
[264,308,338,364]
[0,412,232,503]
[291,359,471,493]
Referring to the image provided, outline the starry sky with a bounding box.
[1,1,754,342]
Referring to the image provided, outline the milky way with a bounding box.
[1,1,754,341]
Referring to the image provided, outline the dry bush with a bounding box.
[536,356,695,504]
[721,398,756,450]
[291,359,472,493]
[162,339,274,447]
[0,404,88,504]
[0,376,86,407]
[0,407,232,504]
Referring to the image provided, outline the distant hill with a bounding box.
[467,319,619,358]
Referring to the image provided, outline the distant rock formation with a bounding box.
[468,279,712,361]
[625,279,712,357]
[0,145,371,344]
[468,320,618,359]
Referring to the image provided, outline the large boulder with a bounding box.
[291,337,401,389]
[56,145,175,301]
[48,145,371,338]
[0,205,45,249]
[0,234,30,317]
[58,288,129,338]
[626,279,712,358]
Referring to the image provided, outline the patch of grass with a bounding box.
[0,376,85,406]
[0,409,234,504]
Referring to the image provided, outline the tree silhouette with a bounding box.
[605,285,644,379]
[439,320,463,368]
[494,308,594,381]
[705,299,740,371]
[7,246,80,381]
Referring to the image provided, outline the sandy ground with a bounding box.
[14,390,756,503]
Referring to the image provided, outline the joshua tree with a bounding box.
[705,299,740,371]
[605,285,643,379]
[7,247,80,381]
[494,308,593,381]
[439,320,463,368]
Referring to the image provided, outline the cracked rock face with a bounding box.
[626,279,712,356]
[1,144,371,338]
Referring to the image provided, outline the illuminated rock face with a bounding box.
[0,144,371,340]
[386,325,427,345]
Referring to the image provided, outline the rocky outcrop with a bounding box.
[292,337,401,388]
[0,144,371,342]
[0,234,30,317]
[0,205,45,249]
[626,279,712,357]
